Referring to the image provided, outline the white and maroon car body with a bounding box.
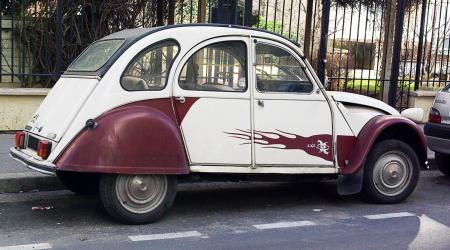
[10,24,427,224]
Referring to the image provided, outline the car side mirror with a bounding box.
[401,108,424,123]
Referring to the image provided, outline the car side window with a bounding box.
[255,43,313,93]
[179,41,247,92]
[121,40,179,91]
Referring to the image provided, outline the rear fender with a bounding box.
[55,99,189,175]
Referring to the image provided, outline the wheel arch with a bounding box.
[374,123,427,168]
[342,115,427,175]
[55,99,189,175]
[338,115,427,195]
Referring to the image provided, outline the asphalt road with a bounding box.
[0,133,35,174]
[0,169,449,250]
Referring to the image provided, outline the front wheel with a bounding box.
[99,174,177,224]
[362,139,420,204]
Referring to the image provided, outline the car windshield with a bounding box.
[68,39,124,72]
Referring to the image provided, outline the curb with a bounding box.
[0,172,63,193]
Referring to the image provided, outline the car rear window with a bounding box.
[68,39,124,72]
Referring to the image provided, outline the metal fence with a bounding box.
[326,2,389,98]
[1,0,449,110]
[0,0,221,87]
[0,0,320,88]
[325,0,449,109]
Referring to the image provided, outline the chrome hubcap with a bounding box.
[116,175,168,214]
[381,162,406,188]
[373,151,412,196]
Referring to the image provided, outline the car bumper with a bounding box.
[424,122,450,154]
[9,147,56,176]
[424,122,450,138]
[426,136,450,155]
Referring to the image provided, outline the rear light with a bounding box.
[15,132,25,149]
[37,140,52,159]
[429,108,442,123]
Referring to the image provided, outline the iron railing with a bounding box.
[324,0,449,109]
[0,0,449,110]
[0,0,319,88]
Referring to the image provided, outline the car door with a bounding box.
[252,39,334,167]
[173,37,252,166]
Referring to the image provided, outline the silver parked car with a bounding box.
[424,84,450,176]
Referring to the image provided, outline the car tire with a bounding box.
[99,174,177,224]
[57,171,99,195]
[362,139,420,204]
[436,153,450,176]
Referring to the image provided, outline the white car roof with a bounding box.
[65,24,302,77]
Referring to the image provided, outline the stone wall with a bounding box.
[0,88,48,131]
[408,90,437,123]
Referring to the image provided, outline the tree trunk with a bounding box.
[168,0,175,24]
[156,0,165,26]
[303,0,314,59]
[198,0,206,23]
[380,0,397,103]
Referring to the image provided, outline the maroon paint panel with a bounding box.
[336,135,357,169]
[341,115,428,175]
[173,97,200,125]
[55,99,189,175]
[227,129,356,164]
[226,129,334,161]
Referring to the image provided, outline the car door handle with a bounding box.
[175,96,186,103]
[257,99,264,107]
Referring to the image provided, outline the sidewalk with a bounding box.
[0,133,62,193]
[0,129,436,193]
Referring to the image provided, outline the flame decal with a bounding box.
[225,129,333,161]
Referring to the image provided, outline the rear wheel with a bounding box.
[436,153,450,176]
[99,174,177,224]
[57,171,99,195]
[362,139,420,204]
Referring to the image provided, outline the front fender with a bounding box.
[341,115,427,175]
[55,99,189,175]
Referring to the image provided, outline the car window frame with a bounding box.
[120,38,181,92]
[253,41,315,95]
[177,40,249,93]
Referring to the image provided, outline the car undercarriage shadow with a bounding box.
[170,180,362,217]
